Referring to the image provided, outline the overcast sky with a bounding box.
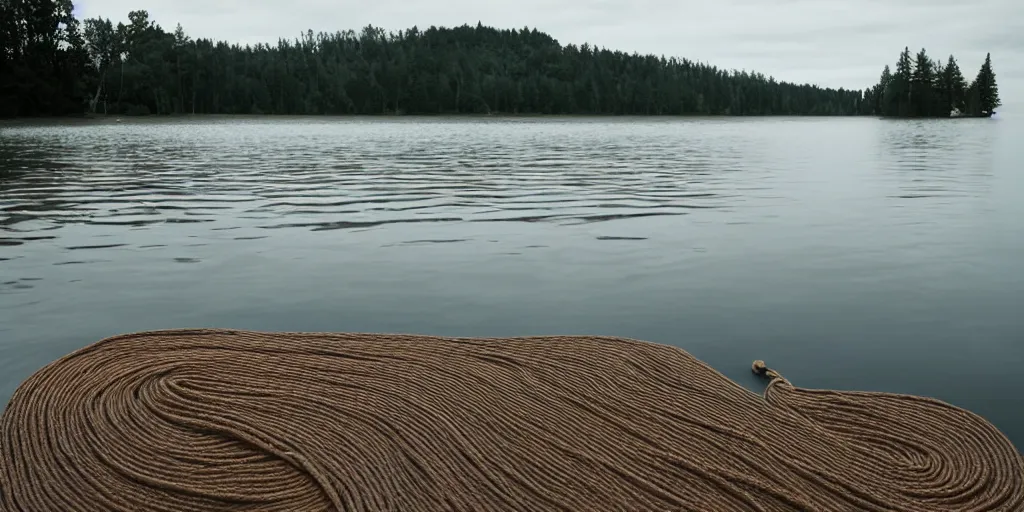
[75,0,1023,104]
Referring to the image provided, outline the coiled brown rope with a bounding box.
[1,329,1022,511]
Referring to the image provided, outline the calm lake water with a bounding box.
[1,116,1022,446]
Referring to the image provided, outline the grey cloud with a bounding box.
[970,23,1024,53]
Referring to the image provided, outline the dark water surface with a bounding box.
[2,117,1022,446]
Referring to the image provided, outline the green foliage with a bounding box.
[1,5,1003,119]
[6,8,867,117]
[973,53,1000,115]
[88,21,869,116]
[868,47,1000,118]
[0,0,90,116]
[910,48,936,116]
[886,47,914,117]
[938,56,968,115]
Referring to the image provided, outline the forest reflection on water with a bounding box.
[0,116,1021,448]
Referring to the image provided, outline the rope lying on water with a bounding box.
[1,330,1021,511]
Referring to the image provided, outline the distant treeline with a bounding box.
[0,2,1002,118]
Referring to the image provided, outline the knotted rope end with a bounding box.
[751,360,788,385]
[751,360,767,375]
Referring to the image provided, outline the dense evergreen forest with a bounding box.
[0,0,1002,117]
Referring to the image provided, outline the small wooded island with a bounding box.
[866,48,1000,119]
[0,4,1002,118]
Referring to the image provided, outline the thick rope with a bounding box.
[1,329,1021,511]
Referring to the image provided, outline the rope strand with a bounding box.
[1,329,1021,511]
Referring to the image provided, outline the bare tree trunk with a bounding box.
[117,59,125,110]
[90,70,105,113]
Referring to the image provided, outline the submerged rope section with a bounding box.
[1,329,1022,511]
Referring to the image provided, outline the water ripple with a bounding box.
[0,117,999,260]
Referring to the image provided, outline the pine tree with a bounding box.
[872,65,892,115]
[974,53,1000,115]
[911,48,936,116]
[884,47,913,116]
[966,81,981,116]
[941,56,967,114]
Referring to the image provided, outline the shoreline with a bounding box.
[0,112,998,125]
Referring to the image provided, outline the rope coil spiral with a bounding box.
[1,329,1022,511]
